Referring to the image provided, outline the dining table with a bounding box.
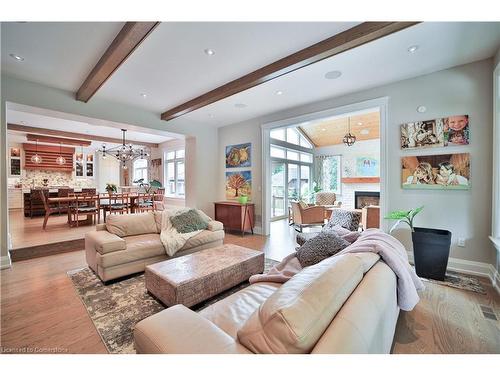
[47,193,142,226]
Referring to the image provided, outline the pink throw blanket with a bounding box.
[249,229,424,311]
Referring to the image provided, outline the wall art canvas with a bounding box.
[225,170,252,199]
[400,115,469,149]
[355,156,379,177]
[149,158,162,182]
[225,143,251,168]
[401,153,470,190]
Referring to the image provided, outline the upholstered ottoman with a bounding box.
[145,244,264,307]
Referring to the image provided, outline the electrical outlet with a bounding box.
[458,238,466,247]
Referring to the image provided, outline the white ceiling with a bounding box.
[1,22,125,91]
[6,110,174,145]
[2,22,500,130]
[94,22,359,111]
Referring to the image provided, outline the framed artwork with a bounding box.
[225,143,251,168]
[400,115,469,149]
[355,156,379,177]
[149,158,162,182]
[225,171,252,200]
[401,153,471,190]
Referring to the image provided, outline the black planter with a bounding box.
[412,227,451,281]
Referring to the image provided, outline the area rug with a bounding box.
[68,258,279,354]
[420,271,486,294]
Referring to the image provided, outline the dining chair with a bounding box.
[57,187,74,214]
[136,192,155,213]
[39,189,59,230]
[70,194,99,227]
[108,193,130,216]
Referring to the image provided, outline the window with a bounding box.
[270,146,285,159]
[270,128,285,141]
[318,155,341,194]
[164,149,185,197]
[286,128,299,145]
[133,159,148,183]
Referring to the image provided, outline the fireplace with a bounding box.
[355,191,380,209]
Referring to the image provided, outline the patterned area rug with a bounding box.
[420,271,486,294]
[68,258,279,354]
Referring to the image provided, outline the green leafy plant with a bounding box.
[105,183,117,193]
[133,179,162,193]
[384,206,424,233]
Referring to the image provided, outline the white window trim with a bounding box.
[491,63,500,253]
[164,150,185,198]
[132,159,148,184]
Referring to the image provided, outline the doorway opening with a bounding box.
[262,97,387,238]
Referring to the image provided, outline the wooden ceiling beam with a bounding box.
[26,134,92,146]
[76,22,160,102]
[161,22,419,121]
[8,123,159,148]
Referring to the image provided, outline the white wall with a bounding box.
[314,138,380,209]
[218,121,262,230]
[218,58,495,266]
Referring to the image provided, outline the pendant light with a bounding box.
[55,142,66,165]
[77,144,84,164]
[343,117,356,147]
[30,139,43,164]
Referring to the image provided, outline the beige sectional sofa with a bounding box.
[85,211,224,282]
[134,252,399,354]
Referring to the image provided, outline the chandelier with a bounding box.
[98,129,150,169]
[343,117,356,147]
[55,142,66,165]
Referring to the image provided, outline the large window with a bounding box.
[271,127,312,148]
[270,127,314,219]
[316,155,341,194]
[165,149,185,197]
[133,159,148,183]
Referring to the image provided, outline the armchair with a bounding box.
[290,201,325,232]
[315,192,342,208]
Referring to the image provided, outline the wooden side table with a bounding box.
[214,201,255,236]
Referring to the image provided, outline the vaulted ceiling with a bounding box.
[299,111,380,147]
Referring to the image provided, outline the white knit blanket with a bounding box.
[159,208,211,256]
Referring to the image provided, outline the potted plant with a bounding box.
[238,194,248,204]
[385,206,451,281]
[133,178,162,193]
[105,183,117,195]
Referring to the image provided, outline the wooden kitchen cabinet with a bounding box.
[214,201,255,235]
[8,189,23,209]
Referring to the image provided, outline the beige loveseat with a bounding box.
[134,252,399,354]
[85,211,224,282]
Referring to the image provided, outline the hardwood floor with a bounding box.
[1,220,499,354]
[9,209,97,250]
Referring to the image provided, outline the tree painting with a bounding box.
[226,171,252,200]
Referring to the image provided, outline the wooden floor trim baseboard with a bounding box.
[10,239,85,262]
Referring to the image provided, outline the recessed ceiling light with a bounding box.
[140,93,147,98]
[275,90,283,96]
[234,103,247,108]
[208,114,215,118]
[204,48,215,56]
[360,129,370,135]
[407,45,419,54]
[9,53,24,61]
[357,122,363,126]
[417,105,427,113]
[324,70,342,80]
[321,128,327,131]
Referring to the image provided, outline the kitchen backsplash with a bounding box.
[18,170,95,188]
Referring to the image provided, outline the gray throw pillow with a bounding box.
[296,231,350,268]
[170,209,208,233]
[326,209,361,231]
